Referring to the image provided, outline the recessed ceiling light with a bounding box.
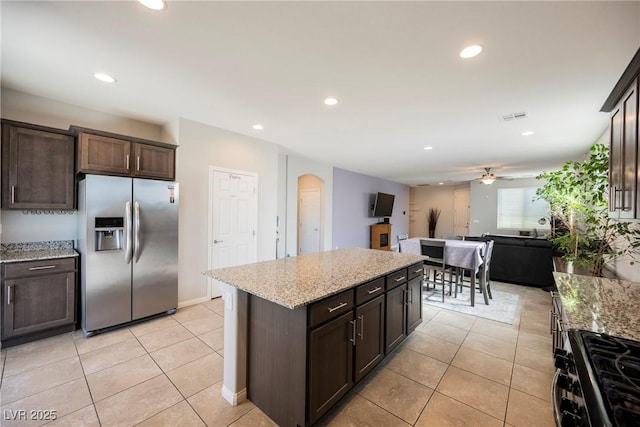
[324,98,338,106]
[438,182,444,185]
[459,45,483,59]
[252,124,264,130]
[423,146,433,150]
[94,73,116,83]
[521,131,534,136]
[138,0,167,10]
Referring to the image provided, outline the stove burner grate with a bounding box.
[615,355,640,388]
[579,331,640,426]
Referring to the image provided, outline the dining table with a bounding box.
[398,237,489,306]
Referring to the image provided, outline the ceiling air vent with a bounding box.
[499,111,527,122]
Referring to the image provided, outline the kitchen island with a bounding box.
[205,247,425,427]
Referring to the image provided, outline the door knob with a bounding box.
[214,239,224,244]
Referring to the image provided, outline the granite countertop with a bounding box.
[553,272,640,341]
[0,241,79,263]
[204,247,425,309]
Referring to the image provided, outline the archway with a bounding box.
[297,174,324,254]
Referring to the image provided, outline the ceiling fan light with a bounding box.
[460,45,483,59]
[481,175,496,185]
[138,0,167,10]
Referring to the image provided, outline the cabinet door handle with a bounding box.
[7,285,13,305]
[28,265,56,271]
[136,155,140,171]
[613,186,624,210]
[367,286,382,295]
[11,186,16,204]
[394,276,406,282]
[358,314,364,341]
[328,302,348,313]
[409,287,413,304]
[350,320,356,346]
[126,154,130,171]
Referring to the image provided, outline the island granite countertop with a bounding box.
[204,247,425,309]
[553,272,640,341]
[0,240,79,263]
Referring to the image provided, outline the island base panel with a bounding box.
[248,294,307,427]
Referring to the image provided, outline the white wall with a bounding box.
[176,118,280,304]
[0,89,170,244]
[0,90,341,307]
[469,177,544,236]
[281,151,333,256]
[1,88,165,141]
[409,184,469,238]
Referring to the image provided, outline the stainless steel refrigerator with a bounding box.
[77,175,179,335]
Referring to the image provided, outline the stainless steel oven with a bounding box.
[552,329,640,427]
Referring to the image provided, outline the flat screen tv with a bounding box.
[372,192,395,217]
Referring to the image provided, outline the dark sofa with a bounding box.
[480,234,555,288]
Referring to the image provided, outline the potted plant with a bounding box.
[535,143,640,276]
[427,208,441,238]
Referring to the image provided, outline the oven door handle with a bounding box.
[551,369,563,427]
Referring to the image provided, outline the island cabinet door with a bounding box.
[406,276,423,334]
[308,310,354,425]
[354,294,385,382]
[385,283,407,354]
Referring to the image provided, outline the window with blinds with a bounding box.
[497,187,550,230]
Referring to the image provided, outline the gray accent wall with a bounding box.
[469,177,544,236]
[332,168,409,250]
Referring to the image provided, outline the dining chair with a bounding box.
[481,240,495,299]
[454,239,494,300]
[397,234,408,252]
[420,239,453,302]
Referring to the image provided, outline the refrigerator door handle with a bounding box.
[125,201,133,264]
[134,201,141,262]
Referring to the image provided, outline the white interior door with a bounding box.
[298,189,321,254]
[454,188,470,236]
[209,168,257,298]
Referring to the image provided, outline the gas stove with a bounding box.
[554,329,640,427]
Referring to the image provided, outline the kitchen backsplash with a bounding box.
[1,240,75,252]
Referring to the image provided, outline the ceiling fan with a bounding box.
[479,167,497,185]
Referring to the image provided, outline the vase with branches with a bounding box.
[535,143,640,276]
[427,208,441,238]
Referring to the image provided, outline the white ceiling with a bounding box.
[2,1,639,186]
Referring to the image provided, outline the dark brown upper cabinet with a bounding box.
[75,127,176,181]
[608,79,637,218]
[1,120,75,210]
[602,48,640,219]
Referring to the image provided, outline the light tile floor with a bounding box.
[0,282,555,426]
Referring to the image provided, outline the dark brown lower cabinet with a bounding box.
[247,265,421,427]
[407,276,423,333]
[354,295,385,382]
[308,310,354,425]
[2,257,77,346]
[385,283,407,354]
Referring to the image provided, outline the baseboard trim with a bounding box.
[221,385,247,406]
[177,296,210,309]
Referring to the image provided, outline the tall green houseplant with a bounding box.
[536,143,640,276]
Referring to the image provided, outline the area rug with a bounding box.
[423,288,520,324]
